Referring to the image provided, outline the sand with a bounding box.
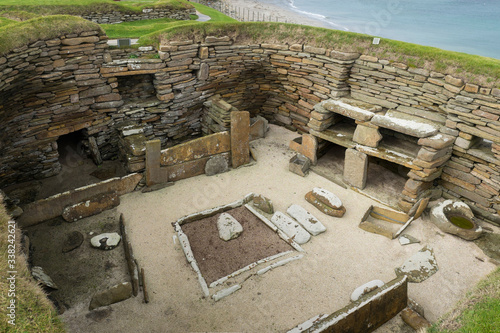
[215,0,330,28]
[61,125,499,332]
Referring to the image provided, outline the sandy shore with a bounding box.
[220,0,330,28]
[61,125,498,333]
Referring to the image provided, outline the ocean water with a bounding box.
[267,0,500,59]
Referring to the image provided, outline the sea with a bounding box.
[265,0,500,59]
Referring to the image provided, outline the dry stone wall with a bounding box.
[82,7,193,24]
[0,31,498,223]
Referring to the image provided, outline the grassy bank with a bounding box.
[0,0,192,16]
[429,267,500,333]
[140,22,500,87]
[0,15,102,56]
[0,198,65,332]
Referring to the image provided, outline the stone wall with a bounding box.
[0,31,498,223]
[82,7,193,24]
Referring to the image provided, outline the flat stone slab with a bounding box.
[399,234,420,246]
[305,192,346,217]
[89,282,132,310]
[217,213,243,241]
[311,187,343,209]
[62,192,120,222]
[31,266,58,289]
[350,279,385,301]
[395,246,438,283]
[371,111,439,138]
[91,232,122,250]
[286,204,326,236]
[321,99,377,121]
[271,211,311,245]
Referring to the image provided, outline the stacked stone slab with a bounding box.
[202,96,238,134]
[117,124,147,173]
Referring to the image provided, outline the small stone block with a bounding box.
[289,154,311,177]
[90,232,121,250]
[305,191,346,217]
[205,154,229,176]
[217,213,243,241]
[62,192,120,222]
[398,234,420,246]
[286,204,326,236]
[271,211,311,244]
[252,194,274,214]
[89,282,133,310]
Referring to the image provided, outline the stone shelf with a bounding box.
[356,136,420,169]
[310,122,357,149]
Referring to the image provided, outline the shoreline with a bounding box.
[222,0,331,29]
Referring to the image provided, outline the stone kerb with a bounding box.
[82,7,194,24]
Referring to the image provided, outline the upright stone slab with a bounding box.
[146,140,168,186]
[353,124,382,148]
[344,149,368,189]
[231,111,250,168]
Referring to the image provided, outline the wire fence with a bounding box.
[189,0,291,23]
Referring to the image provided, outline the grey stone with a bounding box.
[62,231,84,253]
[217,213,243,241]
[350,280,384,301]
[271,211,311,244]
[212,284,241,301]
[286,204,326,236]
[90,232,121,250]
[252,194,274,214]
[371,112,439,138]
[205,155,229,176]
[322,99,376,121]
[395,246,438,283]
[343,149,368,189]
[398,234,420,246]
[429,200,483,240]
[31,266,58,289]
[289,154,311,177]
[89,282,133,310]
[353,124,382,147]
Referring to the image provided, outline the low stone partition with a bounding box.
[145,111,250,186]
[82,7,194,24]
[289,276,408,332]
[17,173,142,227]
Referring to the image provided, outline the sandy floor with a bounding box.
[60,124,498,332]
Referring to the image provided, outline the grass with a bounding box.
[0,15,102,56]
[0,200,66,333]
[139,22,500,87]
[428,267,500,333]
[0,0,192,16]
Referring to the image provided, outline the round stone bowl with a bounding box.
[430,199,483,241]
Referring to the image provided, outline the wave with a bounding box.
[285,0,349,30]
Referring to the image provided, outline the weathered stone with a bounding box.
[288,134,318,165]
[343,148,368,189]
[249,115,269,141]
[395,246,438,283]
[31,266,58,289]
[62,231,84,253]
[217,213,243,241]
[430,199,483,240]
[89,282,132,311]
[286,204,326,236]
[305,191,346,217]
[416,146,452,162]
[90,232,121,250]
[252,194,274,214]
[398,234,420,246]
[270,211,311,244]
[353,124,382,147]
[371,112,438,138]
[62,192,120,222]
[205,154,229,176]
[322,99,376,121]
[197,63,209,80]
[289,154,311,177]
[161,132,230,166]
[350,280,384,301]
[231,111,250,168]
[62,36,99,46]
